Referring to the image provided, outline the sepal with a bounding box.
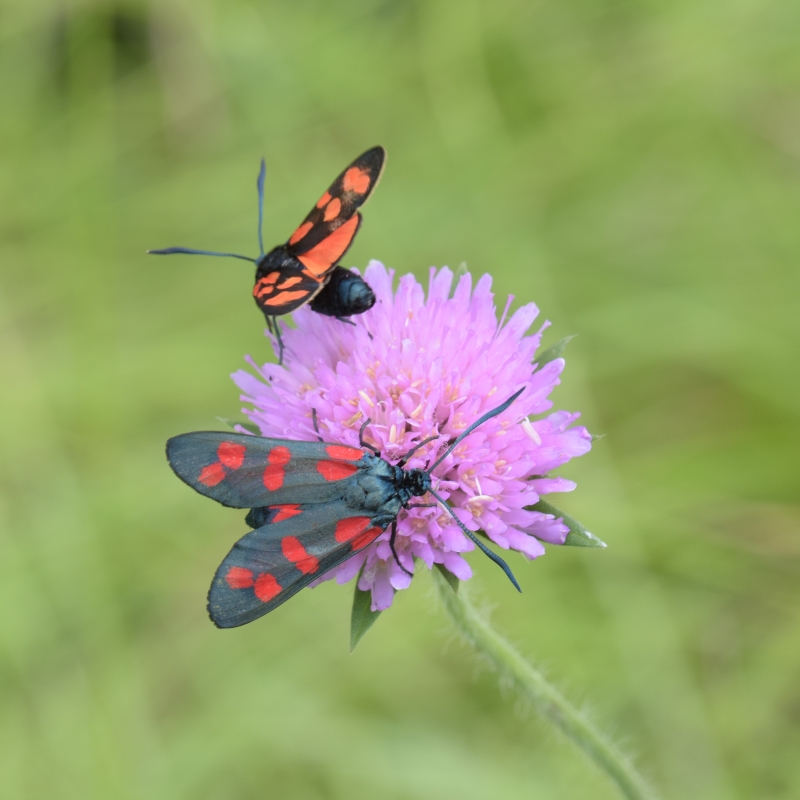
[434,563,460,593]
[529,499,606,548]
[217,416,260,435]
[534,335,576,369]
[350,570,382,652]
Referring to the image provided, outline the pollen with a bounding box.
[344,411,364,428]
[358,390,374,407]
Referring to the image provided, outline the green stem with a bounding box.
[433,570,658,800]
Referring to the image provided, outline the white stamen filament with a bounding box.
[521,417,542,445]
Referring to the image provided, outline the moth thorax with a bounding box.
[403,469,431,497]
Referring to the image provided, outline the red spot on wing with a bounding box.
[254,572,281,602]
[343,166,371,194]
[277,276,303,289]
[263,289,310,307]
[263,465,283,491]
[316,191,332,209]
[325,445,364,461]
[316,460,358,481]
[263,446,292,490]
[253,273,280,299]
[335,516,372,543]
[226,566,254,589]
[289,220,313,246]
[281,536,319,574]
[218,442,246,469]
[322,197,341,221]
[270,503,303,523]
[352,526,382,550]
[297,215,360,277]
[198,462,225,486]
[269,447,292,465]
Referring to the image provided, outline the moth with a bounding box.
[167,390,524,628]
[150,147,386,363]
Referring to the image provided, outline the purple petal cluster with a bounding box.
[233,262,591,611]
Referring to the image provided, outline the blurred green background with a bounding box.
[1,0,799,798]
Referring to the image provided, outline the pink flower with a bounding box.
[232,262,591,611]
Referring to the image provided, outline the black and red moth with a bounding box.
[167,390,524,628]
[149,147,386,362]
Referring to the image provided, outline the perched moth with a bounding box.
[149,147,386,363]
[167,390,524,628]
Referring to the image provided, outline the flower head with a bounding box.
[233,262,591,611]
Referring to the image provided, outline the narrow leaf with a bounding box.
[216,416,259,435]
[350,580,382,653]
[434,563,460,593]
[529,499,607,548]
[534,335,576,370]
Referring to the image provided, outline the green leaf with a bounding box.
[434,563,460,593]
[534,335,576,370]
[529,499,607,548]
[216,417,259,435]
[350,580,382,653]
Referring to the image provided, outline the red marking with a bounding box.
[270,503,302,523]
[317,460,358,481]
[263,289,310,307]
[198,462,225,486]
[269,446,292,465]
[289,221,313,245]
[263,446,292,490]
[277,276,303,289]
[323,197,341,222]
[254,572,281,602]
[298,215,360,277]
[253,273,280,298]
[263,465,283,490]
[326,445,363,461]
[343,166,371,194]
[316,191,332,209]
[281,536,319,574]
[226,566,254,589]
[352,526,382,550]
[335,516,372,543]
[217,441,246,470]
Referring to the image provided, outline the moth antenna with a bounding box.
[358,418,380,455]
[429,487,521,592]
[389,521,412,577]
[428,387,525,473]
[398,435,439,467]
[256,158,266,257]
[148,247,256,263]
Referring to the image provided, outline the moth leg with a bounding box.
[404,503,436,509]
[358,418,380,455]
[311,408,324,442]
[389,520,412,577]
[273,318,285,365]
[335,316,356,326]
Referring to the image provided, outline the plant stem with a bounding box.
[433,570,658,800]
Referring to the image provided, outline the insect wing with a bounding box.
[208,501,385,627]
[166,432,368,508]
[285,146,385,269]
[252,264,323,316]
